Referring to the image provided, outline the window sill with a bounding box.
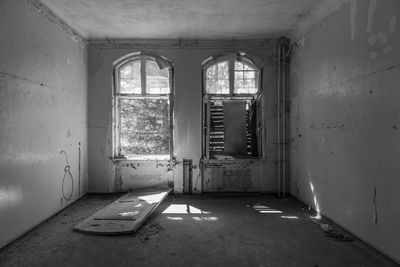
[111,155,170,163]
[201,155,261,165]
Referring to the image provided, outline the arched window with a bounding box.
[204,55,260,95]
[202,53,263,160]
[113,53,173,160]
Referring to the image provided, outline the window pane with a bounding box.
[234,77,258,94]
[235,61,244,71]
[120,64,132,78]
[206,61,229,94]
[119,60,141,94]
[218,61,229,78]
[207,65,217,77]
[119,98,170,156]
[244,71,255,79]
[243,63,254,71]
[206,78,217,93]
[234,60,258,94]
[146,59,170,94]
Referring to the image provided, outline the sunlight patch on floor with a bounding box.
[281,215,299,219]
[162,204,211,214]
[166,216,183,220]
[163,204,217,221]
[252,204,283,214]
[138,192,168,204]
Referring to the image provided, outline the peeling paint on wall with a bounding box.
[389,15,397,34]
[350,0,358,41]
[202,161,262,192]
[366,0,377,34]
[368,32,388,47]
[382,46,392,54]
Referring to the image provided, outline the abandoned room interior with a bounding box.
[0,0,399,266]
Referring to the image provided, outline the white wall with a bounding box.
[87,41,280,193]
[290,0,400,261]
[0,0,88,248]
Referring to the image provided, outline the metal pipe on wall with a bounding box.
[277,45,281,197]
[277,40,289,198]
[282,45,286,198]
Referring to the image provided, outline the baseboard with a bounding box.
[291,194,400,265]
[0,193,87,250]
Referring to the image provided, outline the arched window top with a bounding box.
[203,53,260,95]
[114,53,172,95]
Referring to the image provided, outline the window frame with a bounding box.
[112,53,174,161]
[201,53,263,161]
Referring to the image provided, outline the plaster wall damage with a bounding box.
[0,0,88,248]
[290,0,400,261]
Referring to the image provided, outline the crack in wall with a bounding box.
[309,63,400,95]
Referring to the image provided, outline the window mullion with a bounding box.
[229,59,235,95]
[141,56,146,95]
[117,97,122,156]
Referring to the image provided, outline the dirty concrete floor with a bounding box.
[0,194,398,267]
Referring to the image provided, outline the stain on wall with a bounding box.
[0,0,88,248]
[202,162,260,192]
[290,0,400,261]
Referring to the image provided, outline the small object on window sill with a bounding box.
[112,155,127,161]
[214,155,234,160]
[110,156,127,162]
[112,155,170,162]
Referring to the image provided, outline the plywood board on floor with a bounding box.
[74,188,171,235]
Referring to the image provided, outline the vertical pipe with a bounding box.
[189,160,193,194]
[78,142,81,197]
[277,45,281,197]
[282,46,286,198]
[183,159,189,193]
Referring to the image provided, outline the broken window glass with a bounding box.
[146,59,170,95]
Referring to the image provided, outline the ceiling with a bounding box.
[39,0,340,39]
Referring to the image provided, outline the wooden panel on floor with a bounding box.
[74,188,171,235]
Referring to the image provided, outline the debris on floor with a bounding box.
[320,223,332,232]
[253,204,269,209]
[324,231,354,242]
[251,203,284,214]
[138,223,164,243]
[319,223,354,242]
